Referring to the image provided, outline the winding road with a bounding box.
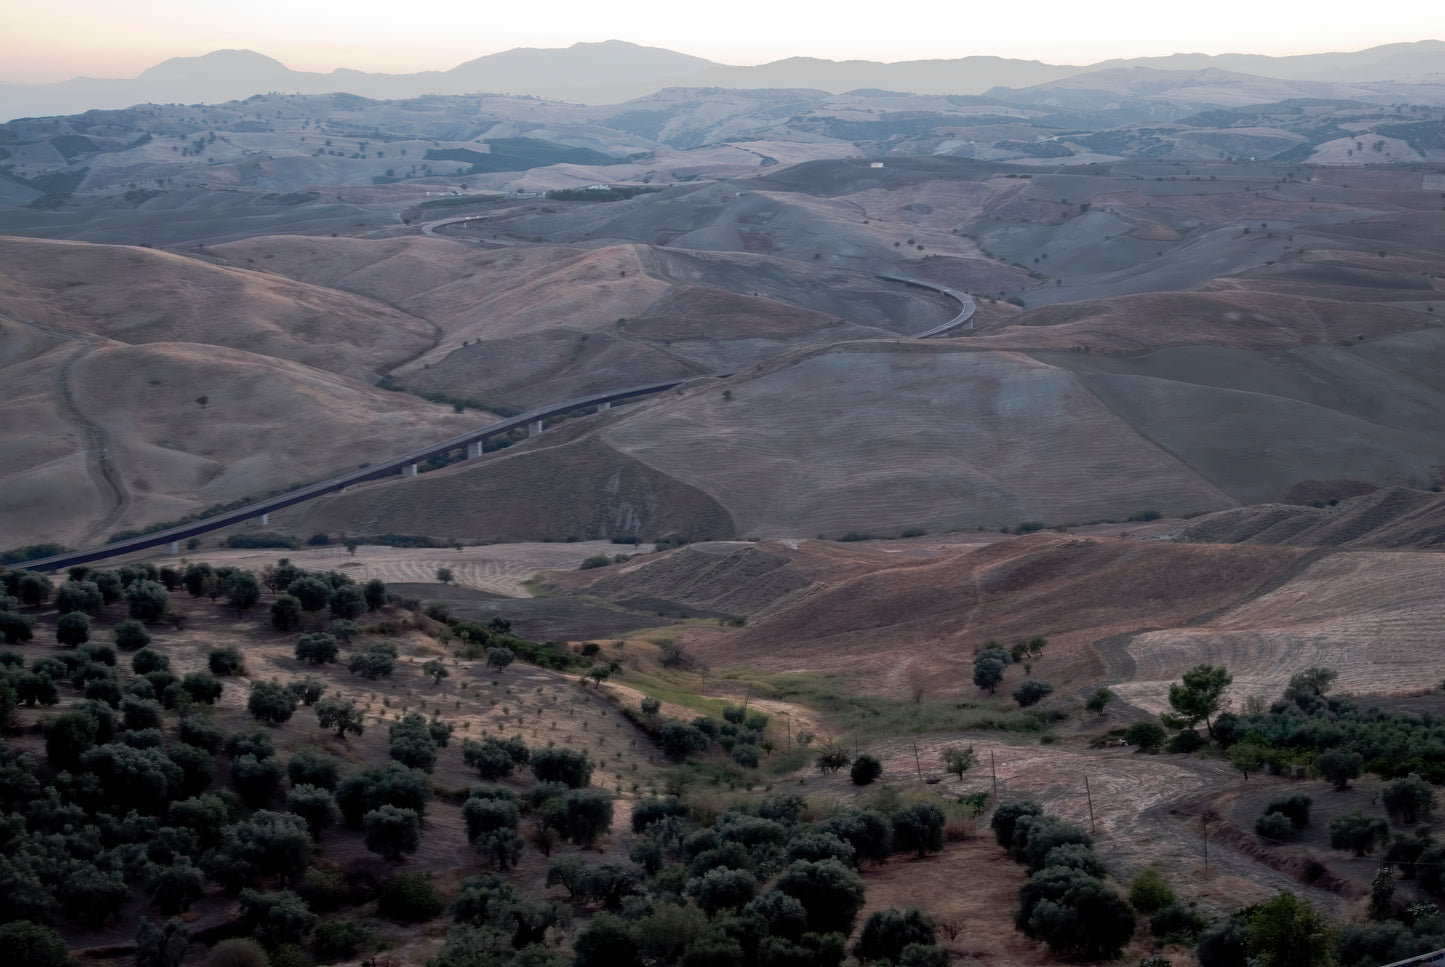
[10,242,974,575]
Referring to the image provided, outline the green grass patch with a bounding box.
[757,673,1051,739]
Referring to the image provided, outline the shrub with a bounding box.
[376,872,443,922]
[312,918,372,963]
[114,619,151,651]
[209,646,245,676]
[850,753,883,786]
[1129,868,1175,914]
[1013,679,1054,707]
[363,805,421,859]
[1330,812,1389,856]
[1124,721,1166,753]
[990,799,1043,848]
[208,938,268,967]
[1255,811,1297,842]
[891,802,946,858]
[1384,777,1435,824]
[1262,794,1312,829]
[855,908,936,965]
[530,746,592,788]
[248,680,297,726]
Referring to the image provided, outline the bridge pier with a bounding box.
[404,463,419,477]
[168,541,179,555]
[529,420,543,438]
[598,401,610,411]
[467,441,484,458]
[259,512,269,526]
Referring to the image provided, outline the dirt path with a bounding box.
[13,315,132,544]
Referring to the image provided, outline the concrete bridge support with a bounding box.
[259,512,269,526]
[168,541,179,555]
[598,401,610,411]
[529,420,543,438]
[404,463,419,477]
[467,441,484,458]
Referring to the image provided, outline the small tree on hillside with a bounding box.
[1163,664,1232,739]
[942,744,978,779]
[56,611,92,647]
[315,698,364,740]
[248,680,297,726]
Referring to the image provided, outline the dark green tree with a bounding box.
[315,698,364,740]
[774,859,867,936]
[270,595,303,632]
[363,805,421,860]
[126,581,170,622]
[1012,679,1054,708]
[247,680,297,726]
[208,646,245,675]
[0,920,72,967]
[55,611,91,647]
[328,585,366,621]
[530,746,592,788]
[55,580,103,616]
[1246,891,1336,967]
[850,753,883,786]
[1329,812,1389,856]
[226,572,261,617]
[1163,663,1232,738]
[855,908,936,965]
[295,633,339,664]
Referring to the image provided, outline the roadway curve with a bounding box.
[11,257,974,574]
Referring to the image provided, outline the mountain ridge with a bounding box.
[2,38,1441,122]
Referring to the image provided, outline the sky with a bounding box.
[3,0,1441,83]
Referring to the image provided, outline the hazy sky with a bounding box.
[4,0,1440,83]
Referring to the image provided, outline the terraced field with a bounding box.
[1115,549,1445,715]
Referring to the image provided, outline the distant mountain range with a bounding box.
[2,38,1443,122]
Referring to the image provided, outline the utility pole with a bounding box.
[991,750,998,799]
[913,741,922,781]
[1083,775,1096,834]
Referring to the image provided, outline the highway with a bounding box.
[9,258,974,574]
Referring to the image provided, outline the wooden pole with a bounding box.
[991,750,998,799]
[1083,775,1096,834]
[913,741,923,781]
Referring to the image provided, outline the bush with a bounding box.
[295,633,339,665]
[376,872,443,922]
[312,919,372,963]
[1262,794,1312,829]
[1124,721,1166,753]
[850,753,883,786]
[1017,867,1136,960]
[208,938,268,967]
[1129,868,1175,914]
[248,680,297,725]
[288,749,340,789]
[1256,811,1298,842]
[209,646,245,676]
[1012,679,1054,708]
[530,746,592,788]
[0,920,72,967]
[1330,812,1389,856]
[178,715,225,752]
[1152,902,1207,944]
[579,555,611,570]
[892,802,946,858]
[775,858,867,936]
[363,805,421,859]
[1384,776,1435,824]
[855,908,936,965]
[114,619,151,651]
[990,799,1043,848]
